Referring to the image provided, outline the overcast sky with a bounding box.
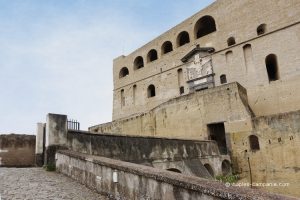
[0,0,214,134]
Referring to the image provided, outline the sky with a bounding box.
[0,0,214,134]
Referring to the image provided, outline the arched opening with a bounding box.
[243,44,253,71]
[147,49,158,63]
[134,56,144,70]
[265,54,279,82]
[221,160,231,176]
[249,135,260,151]
[133,85,137,105]
[257,24,267,36]
[119,67,129,78]
[225,51,233,64]
[147,85,156,98]
[194,15,216,39]
[204,163,214,177]
[161,41,173,55]
[120,89,125,107]
[227,37,236,46]
[177,31,190,47]
[179,87,184,95]
[220,74,227,84]
[167,168,182,173]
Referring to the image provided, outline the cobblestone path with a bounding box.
[0,168,108,200]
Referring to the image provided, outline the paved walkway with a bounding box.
[0,168,108,200]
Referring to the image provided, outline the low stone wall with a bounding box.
[0,134,35,167]
[67,130,230,178]
[56,150,294,200]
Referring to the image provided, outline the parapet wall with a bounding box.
[0,134,36,167]
[90,82,252,139]
[56,150,293,200]
[67,130,230,178]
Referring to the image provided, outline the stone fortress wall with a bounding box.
[88,0,300,197]
[112,0,300,120]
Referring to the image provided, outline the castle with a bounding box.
[88,0,300,197]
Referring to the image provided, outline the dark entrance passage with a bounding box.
[207,123,228,154]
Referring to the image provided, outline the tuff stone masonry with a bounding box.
[88,0,300,197]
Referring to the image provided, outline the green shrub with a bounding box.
[43,164,56,172]
[216,174,239,183]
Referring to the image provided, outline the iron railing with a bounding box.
[67,119,80,130]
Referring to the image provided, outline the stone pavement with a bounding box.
[0,168,108,200]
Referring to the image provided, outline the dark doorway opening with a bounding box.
[208,123,228,154]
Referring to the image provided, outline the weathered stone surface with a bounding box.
[56,150,296,200]
[0,134,35,167]
[67,129,230,178]
[0,168,108,200]
[110,0,300,120]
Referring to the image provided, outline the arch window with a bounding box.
[147,49,158,63]
[134,56,144,70]
[265,54,279,82]
[119,67,129,78]
[249,135,260,151]
[177,31,190,47]
[257,24,267,36]
[161,41,173,54]
[147,84,156,98]
[220,74,227,84]
[194,15,216,39]
[227,37,236,46]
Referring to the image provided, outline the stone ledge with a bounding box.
[57,150,295,200]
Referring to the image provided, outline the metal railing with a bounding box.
[67,119,80,130]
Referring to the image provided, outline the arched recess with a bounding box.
[119,67,129,78]
[249,135,260,151]
[177,31,190,47]
[265,54,279,82]
[167,168,182,173]
[147,49,158,63]
[204,163,214,177]
[147,84,156,98]
[194,15,216,39]
[225,50,233,65]
[120,89,125,107]
[243,44,254,71]
[221,160,231,176]
[134,56,144,70]
[257,24,267,36]
[227,37,236,46]
[161,41,173,55]
[132,84,137,105]
[220,74,227,84]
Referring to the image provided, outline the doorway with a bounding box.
[207,123,228,154]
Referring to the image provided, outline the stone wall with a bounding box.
[56,150,294,200]
[0,134,35,167]
[230,110,300,197]
[90,82,252,140]
[67,130,230,178]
